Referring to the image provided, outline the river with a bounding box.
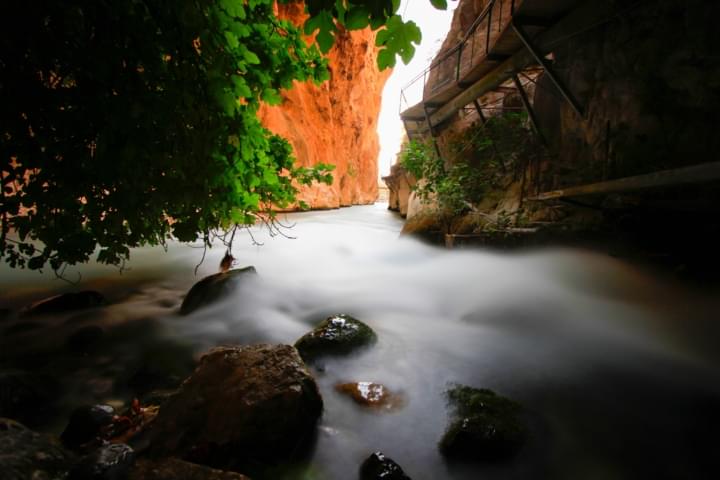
[1,203,719,479]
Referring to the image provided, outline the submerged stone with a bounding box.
[0,417,75,479]
[22,290,106,316]
[359,452,411,480]
[294,314,377,361]
[0,308,12,321]
[335,382,406,411]
[179,267,257,315]
[3,321,43,336]
[61,404,115,451]
[439,385,526,461]
[65,325,105,354]
[124,342,197,396]
[129,458,251,480]
[69,443,135,480]
[147,344,323,471]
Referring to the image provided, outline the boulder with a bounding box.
[179,267,257,315]
[359,452,411,480]
[148,344,323,470]
[0,369,60,426]
[68,443,135,480]
[335,382,406,411]
[129,458,251,480]
[60,404,116,451]
[0,417,75,480]
[22,290,106,316]
[295,314,377,361]
[439,385,526,461]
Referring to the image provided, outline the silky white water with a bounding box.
[1,204,718,479]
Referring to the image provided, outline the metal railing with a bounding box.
[399,0,517,113]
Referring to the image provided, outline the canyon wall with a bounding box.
[259,3,390,209]
[536,0,720,189]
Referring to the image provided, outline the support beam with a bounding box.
[401,0,615,128]
[511,20,584,117]
[528,162,720,201]
[512,74,546,145]
[472,99,487,123]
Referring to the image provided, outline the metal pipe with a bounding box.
[486,3,493,53]
[456,43,463,81]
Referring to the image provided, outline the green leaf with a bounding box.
[374,16,421,69]
[370,16,385,30]
[28,256,45,270]
[231,75,252,98]
[305,11,336,53]
[430,0,448,9]
[377,48,396,69]
[220,0,246,19]
[262,88,282,105]
[345,7,370,30]
[242,48,260,65]
[224,31,239,49]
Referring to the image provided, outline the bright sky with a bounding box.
[376,0,458,179]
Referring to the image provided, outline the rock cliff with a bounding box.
[259,3,390,209]
[399,0,720,231]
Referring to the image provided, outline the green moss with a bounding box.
[439,385,526,461]
[294,314,377,362]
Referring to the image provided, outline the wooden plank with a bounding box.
[529,162,720,200]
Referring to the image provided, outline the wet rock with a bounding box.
[140,389,178,407]
[69,443,135,480]
[65,325,105,354]
[335,382,406,411]
[295,314,377,361]
[0,369,60,426]
[439,385,526,461]
[359,452,411,480]
[148,344,322,470]
[129,458,250,480]
[3,321,43,336]
[61,404,115,451]
[180,267,257,315]
[22,290,107,316]
[0,417,76,480]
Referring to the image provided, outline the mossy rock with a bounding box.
[294,314,377,362]
[180,267,257,315]
[439,385,526,461]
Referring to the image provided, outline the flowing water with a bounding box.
[1,204,719,479]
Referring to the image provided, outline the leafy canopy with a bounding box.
[0,0,444,271]
[303,0,438,69]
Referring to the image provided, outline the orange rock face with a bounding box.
[258,4,390,209]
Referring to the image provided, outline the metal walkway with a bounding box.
[399,0,594,138]
[399,0,720,202]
